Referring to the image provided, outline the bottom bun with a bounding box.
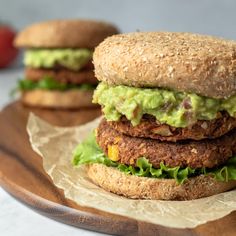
[21,89,97,109]
[87,163,236,200]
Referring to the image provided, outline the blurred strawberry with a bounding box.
[0,24,18,68]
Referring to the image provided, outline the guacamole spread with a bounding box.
[93,82,236,127]
[24,49,93,70]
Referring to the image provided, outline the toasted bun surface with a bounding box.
[94,32,236,98]
[87,163,236,200]
[21,89,96,108]
[15,20,119,48]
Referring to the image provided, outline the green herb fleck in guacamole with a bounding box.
[24,49,93,70]
[93,82,236,127]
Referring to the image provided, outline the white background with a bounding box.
[1,0,236,235]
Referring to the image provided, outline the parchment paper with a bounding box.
[27,113,236,228]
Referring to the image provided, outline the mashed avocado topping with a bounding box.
[93,82,236,127]
[17,77,96,91]
[24,49,93,70]
[72,132,236,184]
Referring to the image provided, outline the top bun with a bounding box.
[14,19,119,49]
[93,32,236,98]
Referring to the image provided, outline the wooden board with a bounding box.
[0,101,236,236]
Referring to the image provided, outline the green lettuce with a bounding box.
[17,76,96,91]
[73,132,236,184]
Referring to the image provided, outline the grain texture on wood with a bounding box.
[0,101,236,236]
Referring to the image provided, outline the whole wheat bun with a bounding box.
[21,89,96,109]
[93,32,236,99]
[87,163,236,200]
[14,19,119,48]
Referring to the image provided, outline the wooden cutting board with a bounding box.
[0,101,236,236]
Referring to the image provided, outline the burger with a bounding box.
[14,19,119,108]
[73,32,236,200]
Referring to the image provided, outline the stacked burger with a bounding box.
[73,32,236,200]
[14,20,119,108]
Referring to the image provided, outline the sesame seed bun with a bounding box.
[14,19,119,48]
[87,163,236,200]
[93,32,236,98]
[21,89,96,109]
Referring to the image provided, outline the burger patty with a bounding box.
[25,67,97,85]
[97,119,236,169]
[107,113,236,142]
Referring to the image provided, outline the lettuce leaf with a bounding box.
[72,132,236,184]
[17,76,96,91]
[72,132,117,167]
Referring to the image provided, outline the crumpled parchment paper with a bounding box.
[27,113,236,228]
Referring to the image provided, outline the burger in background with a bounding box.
[14,19,119,108]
